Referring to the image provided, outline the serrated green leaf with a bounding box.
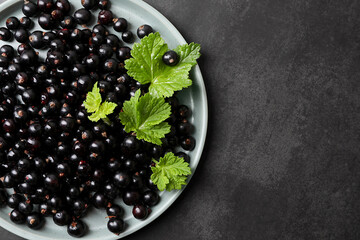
[166,175,187,191]
[150,166,169,191]
[150,152,191,192]
[88,110,102,122]
[119,90,171,145]
[125,32,168,84]
[136,121,171,145]
[83,82,117,123]
[174,42,201,66]
[137,93,172,127]
[100,101,117,116]
[149,63,193,97]
[125,33,201,98]
[83,82,102,113]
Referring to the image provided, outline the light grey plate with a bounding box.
[0,0,208,239]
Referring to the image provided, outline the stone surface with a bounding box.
[2,0,360,239]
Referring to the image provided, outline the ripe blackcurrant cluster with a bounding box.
[0,0,196,238]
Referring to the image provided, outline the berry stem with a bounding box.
[102,116,112,125]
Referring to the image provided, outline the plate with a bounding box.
[0,0,208,239]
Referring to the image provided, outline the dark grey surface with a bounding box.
[2,0,360,239]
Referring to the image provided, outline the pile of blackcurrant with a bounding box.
[0,0,196,238]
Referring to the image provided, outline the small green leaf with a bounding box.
[100,101,117,116]
[83,82,117,124]
[119,90,171,145]
[150,152,191,191]
[125,33,201,98]
[174,42,201,66]
[83,82,102,113]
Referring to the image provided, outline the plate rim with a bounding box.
[0,0,208,239]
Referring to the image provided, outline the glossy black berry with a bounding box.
[60,15,76,29]
[6,17,20,30]
[29,30,44,49]
[26,213,44,229]
[18,200,33,214]
[0,27,12,41]
[74,8,91,24]
[107,218,124,234]
[89,140,105,153]
[19,17,33,29]
[22,89,37,104]
[67,219,87,238]
[18,158,31,173]
[180,136,196,151]
[106,204,123,218]
[163,50,179,66]
[137,24,153,38]
[38,13,55,30]
[106,34,120,49]
[177,105,190,118]
[92,192,108,209]
[3,119,15,133]
[123,190,140,206]
[44,174,59,191]
[22,1,38,17]
[72,199,88,216]
[50,39,65,52]
[132,204,148,220]
[143,190,160,207]
[98,10,113,25]
[116,46,131,61]
[98,44,112,59]
[42,31,56,46]
[113,18,127,32]
[47,51,64,67]
[122,135,140,153]
[48,195,63,210]
[103,58,118,73]
[20,49,38,66]
[14,28,29,43]
[25,172,39,186]
[7,193,24,209]
[59,117,75,132]
[10,209,26,224]
[53,210,70,226]
[113,171,130,188]
[177,120,192,136]
[37,0,54,13]
[122,31,133,43]
[83,54,100,70]
[51,9,64,21]
[55,0,70,14]
[98,0,110,10]
[0,55,9,67]
[81,0,96,9]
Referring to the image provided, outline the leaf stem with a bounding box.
[101,117,112,126]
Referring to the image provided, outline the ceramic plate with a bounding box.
[0,0,208,239]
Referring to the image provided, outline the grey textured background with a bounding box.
[2,0,360,239]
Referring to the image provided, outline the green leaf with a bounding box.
[100,101,117,116]
[83,82,117,123]
[150,152,191,191]
[125,33,201,98]
[174,42,201,66]
[119,89,171,145]
[125,32,168,85]
[166,175,187,191]
[149,64,193,98]
[136,121,171,145]
[83,82,102,113]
